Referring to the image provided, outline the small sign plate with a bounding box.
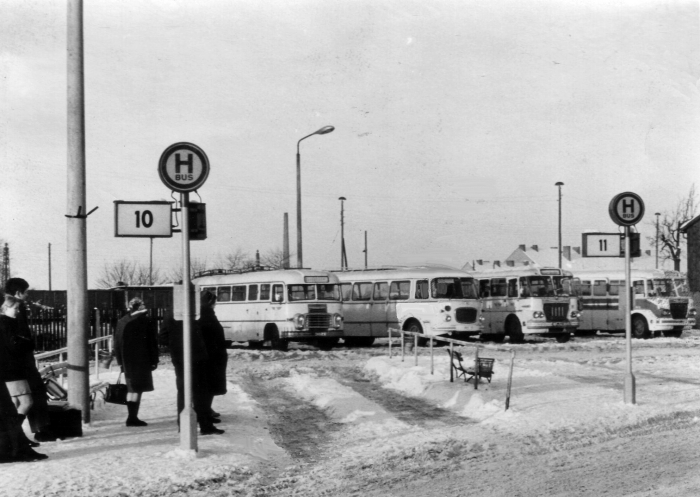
[114,201,173,238]
[582,233,621,257]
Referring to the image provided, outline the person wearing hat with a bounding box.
[113,298,159,427]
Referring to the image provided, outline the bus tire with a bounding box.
[555,334,571,343]
[266,325,288,351]
[506,317,524,344]
[404,320,427,346]
[631,315,650,339]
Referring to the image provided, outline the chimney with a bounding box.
[506,260,514,267]
[523,261,530,265]
[645,250,651,256]
[518,244,526,251]
[493,261,501,268]
[573,247,581,255]
[530,245,538,252]
[563,246,571,261]
[476,259,483,266]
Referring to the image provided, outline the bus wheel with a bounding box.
[506,317,524,344]
[631,316,650,339]
[405,321,427,346]
[318,338,339,351]
[555,334,571,343]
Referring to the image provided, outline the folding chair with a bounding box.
[447,350,495,383]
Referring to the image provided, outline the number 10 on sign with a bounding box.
[114,201,174,238]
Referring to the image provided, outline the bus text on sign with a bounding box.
[158,142,210,193]
[608,192,645,226]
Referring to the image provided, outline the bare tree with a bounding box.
[96,260,169,288]
[168,257,211,282]
[259,248,287,269]
[647,184,698,271]
[219,247,255,271]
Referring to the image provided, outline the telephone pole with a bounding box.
[339,197,347,270]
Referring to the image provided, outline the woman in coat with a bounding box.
[197,291,228,422]
[113,298,159,427]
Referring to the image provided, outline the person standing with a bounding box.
[113,298,159,427]
[197,291,228,422]
[0,295,48,462]
[3,278,54,443]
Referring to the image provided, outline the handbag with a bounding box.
[104,373,128,405]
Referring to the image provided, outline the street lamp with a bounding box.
[339,197,347,270]
[296,125,335,268]
[555,182,564,268]
[655,212,661,269]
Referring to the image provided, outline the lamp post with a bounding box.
[655,212,661,269]
[555,182,564,268]
[339,197,347,270]
[296,125,335,268]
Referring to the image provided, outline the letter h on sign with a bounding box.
[175,153,194,174]
[622,198,634,214]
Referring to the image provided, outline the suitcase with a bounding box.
[47,401,83,439]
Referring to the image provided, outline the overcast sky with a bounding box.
[1,0,699,290]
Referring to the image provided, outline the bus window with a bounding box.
[651,279,673,297]
[633,280,645,295]
[353,282,373,301]
[431,278,461,299]
[519,277,530,298]
[339,283,352,301]
[490,278,507,298]
[272,284,283,302]
[479,279,490,298]
[580,280,591,297]
[202,287,216,297]
[288,284,317,301]
[593,280,606,297]
[507,278,518,298]
[373,282,389,301]
[608,280,621,296]
[416,280,429,299]
[260,284,270,300]
[248,285,258,301]
[317,284,340,300]
[460,278,478,299]
[217,286,231,302]
[389,281,410,300]
[674,279,690,297]
[231,286,246,302]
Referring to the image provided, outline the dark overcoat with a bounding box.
[198,307,228,396]
[114,311,159,393]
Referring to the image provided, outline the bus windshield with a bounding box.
[317,284,340,301]
[288,284,317,301]
[673,278,690,297]
[431,278,463,299]
[522,276,556,297]
[460,278,479,299]
[554,276,576,296]
[649,279,676,297]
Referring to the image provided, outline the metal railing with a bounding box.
[35,335,113,386]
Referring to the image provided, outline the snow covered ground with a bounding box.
[3,333,700,496]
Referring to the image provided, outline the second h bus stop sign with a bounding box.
[158,142,210,193]
[609,192,645,226]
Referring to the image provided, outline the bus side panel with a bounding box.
[385,301,400,336]
[370,300,388,336]
[343,302,372,337]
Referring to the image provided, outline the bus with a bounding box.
[193,268,344,351]
[471,266,580,343]
[331,266,483,346]
[571,269,696,338]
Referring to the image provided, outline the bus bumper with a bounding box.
[280,330,344,340]
[522,320,579,333]
[649,319,694,331]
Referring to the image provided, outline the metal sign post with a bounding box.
[608,192,645,405]
[158,142,210,452]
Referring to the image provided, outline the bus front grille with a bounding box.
[544,303,569,322]
[670,302,688,319]
[455,307,477,323]
[307,314,332,329]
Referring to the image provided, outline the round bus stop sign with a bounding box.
[609,192,645,226]
[158,142,210,193]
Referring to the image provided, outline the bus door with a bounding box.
[371,282,389,336]
[348,281,373,337]
[490,278,508,331]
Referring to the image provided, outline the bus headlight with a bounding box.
[333,313,343,328]
[533,311,545,319]
[570,310,580,319]
[689,309,697,317]
[293,314,306,330]
[479,316,485,322]
[661,309,671,317]
[444,315,452,322]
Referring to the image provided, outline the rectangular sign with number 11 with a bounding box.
[582,232,622,257]
[114,201,173,238]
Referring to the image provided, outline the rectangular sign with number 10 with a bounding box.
[114,201,173,238]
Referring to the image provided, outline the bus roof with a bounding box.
[571,269,670,280]
[193,268,341,286]
[330,266,472,281]
[469,266,572,278]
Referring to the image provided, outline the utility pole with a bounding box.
[655,212,660,269]
[67,0,90,422]
[48,243,52,291]
[363,231,368,268]
[339,197,347,269]
[283,213,290,269]
[556,182,564,269]
[2,243,10,288]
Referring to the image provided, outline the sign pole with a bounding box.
[180,192,198,451]
[623,224,636,404]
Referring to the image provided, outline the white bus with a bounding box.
[332,266,483,346]
[471,266,580,343]
[572,269,696,338]
[193,268,344,351]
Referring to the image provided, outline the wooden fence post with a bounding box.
[430,336,434,374]
[449,342,454,383]
[474,346,480,390]
[401,331,405,362]
[414,334,418,366]
[505,350,515,410]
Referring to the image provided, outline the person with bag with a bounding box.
[4,278,55,443]
[197,291,228,424]
[161,308,224,435]
[0,295,48,462]
[113,298,159,427]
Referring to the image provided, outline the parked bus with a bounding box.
[331,266,483,346]
[193,268,344,351]
[471,266,580,343]
[571,269,696,338]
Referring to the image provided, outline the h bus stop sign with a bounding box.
[158,142,210,193]
[609,192,644,226]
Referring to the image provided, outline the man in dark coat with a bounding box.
[198,291,228,420]
[113,298,159,427]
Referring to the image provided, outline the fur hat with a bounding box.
[128,297,145,312]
